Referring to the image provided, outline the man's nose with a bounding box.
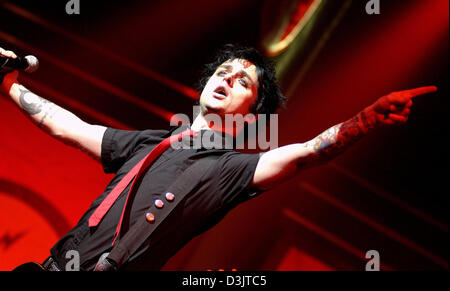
[224,74,234,88]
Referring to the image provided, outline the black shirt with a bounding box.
[50,125,262,270]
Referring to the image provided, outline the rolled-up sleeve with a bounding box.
[216,151,264,206]
[101,128,168,174]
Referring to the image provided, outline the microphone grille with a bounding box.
[24,55,39,73]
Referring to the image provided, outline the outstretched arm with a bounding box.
[251,86,437,191]
[0,47,106,161]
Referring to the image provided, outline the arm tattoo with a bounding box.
[19,88,47,115]
[18,87,60,127]
[303,111,374,163]
[38,103,59,127]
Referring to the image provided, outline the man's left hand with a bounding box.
[365,86,438,127]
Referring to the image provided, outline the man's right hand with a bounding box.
[0,46,107,162]
[0,47,19,94]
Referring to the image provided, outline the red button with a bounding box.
[165,192,175,201]
[154,199,164,208]
[145,212,155,223]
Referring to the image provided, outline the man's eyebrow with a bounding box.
[217,64,232,71]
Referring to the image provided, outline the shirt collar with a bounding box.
[170,124,236,150]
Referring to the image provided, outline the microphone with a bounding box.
[0,55,39,73]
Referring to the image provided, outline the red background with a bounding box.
[0,0,448,270]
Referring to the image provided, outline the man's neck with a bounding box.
[191,113,244,138]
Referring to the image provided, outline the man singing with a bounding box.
[0,44,437,271]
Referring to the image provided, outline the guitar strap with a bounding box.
[106,150,229,269]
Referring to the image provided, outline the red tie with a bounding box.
[88,128,197,245]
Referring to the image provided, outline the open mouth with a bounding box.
[213,86,228,99]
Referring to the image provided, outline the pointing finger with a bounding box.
[404,86,438,98]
